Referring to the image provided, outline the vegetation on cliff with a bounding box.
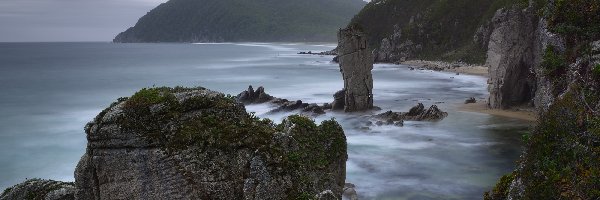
[485,0,600,199]
[349,0,530,63]
[114,0,366,43]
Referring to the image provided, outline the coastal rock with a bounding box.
[465,97,477,104]
[0,179,75,200]
[237,85,274,104]
[331,89,346,111]
[74,87,347,199]
[374,103,448,124]
[342,183,359,200]
[337,25,374,112]
[486,6,538,109]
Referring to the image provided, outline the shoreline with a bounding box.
[398,60,489,77]
[395,59,536,122]
[460,100,537,122]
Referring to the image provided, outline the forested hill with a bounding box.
[114,0,366,43]
[349,0,528,63]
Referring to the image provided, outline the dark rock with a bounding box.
[331,89,346,110]
[237,85,274,104]
[407,103,426,116]
[465,97,477,104]
[375,103,448,123]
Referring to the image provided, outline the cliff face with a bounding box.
[75,87,347,199]
[351,0,526,64]
[485,0,600,199]
[4,87,347,200]
[485,6,538,109]
[337,26,374,112]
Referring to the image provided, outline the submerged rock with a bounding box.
[72,87,347,199]
[0,179,75,200]
[337,25,374,112]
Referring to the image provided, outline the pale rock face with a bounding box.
[486,7,538,109]
[337,26,374,112]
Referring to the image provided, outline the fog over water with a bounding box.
[0,42,529,199]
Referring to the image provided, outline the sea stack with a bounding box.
[336,25,374,112]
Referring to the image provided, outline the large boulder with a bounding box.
[74,87,347,199]
[337,25,374,112]
[0,179,75,200]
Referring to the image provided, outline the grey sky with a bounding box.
[0,0,168,42]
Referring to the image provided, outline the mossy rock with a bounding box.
[83,86,348,199]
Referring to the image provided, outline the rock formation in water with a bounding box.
[374,103,448,125]
[0,179,75,200]
[236,85,327,115]
[237,85,275,104]
[337,25,374,112]
[3,87,347,199]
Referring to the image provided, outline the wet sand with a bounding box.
[460,100,537,122]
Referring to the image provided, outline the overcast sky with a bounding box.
[0,0,168,42]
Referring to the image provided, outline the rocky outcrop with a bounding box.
[236,85,327,115]
[71,87,346,199]
[486,6,539,109]
[0,179,75,200]
[237,85,275,104]
[375,24,421,63]
[374,103,448,125]
[337,26,374,112]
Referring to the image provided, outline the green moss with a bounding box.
[115,88,346,198]
[484,173,515,200]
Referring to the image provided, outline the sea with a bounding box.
[0,42,530,199]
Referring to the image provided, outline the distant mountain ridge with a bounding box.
[114,0,366,43]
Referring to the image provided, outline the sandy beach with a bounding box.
[400,60,489,77]
[460,99,537,122]
[398,60,537,121]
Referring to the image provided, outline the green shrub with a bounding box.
[541,45,567,75]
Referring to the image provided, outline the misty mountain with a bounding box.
[114,0,366,43]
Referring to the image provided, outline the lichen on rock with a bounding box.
[74,86,347,200]
[0,179,75,200]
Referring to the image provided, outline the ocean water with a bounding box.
[0,42,530,199]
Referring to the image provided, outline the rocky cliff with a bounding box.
[484,0,600,199]
[336,25,374,112]
[350,0,527,64]
[485,6,538,109]
[3,87,348,200]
